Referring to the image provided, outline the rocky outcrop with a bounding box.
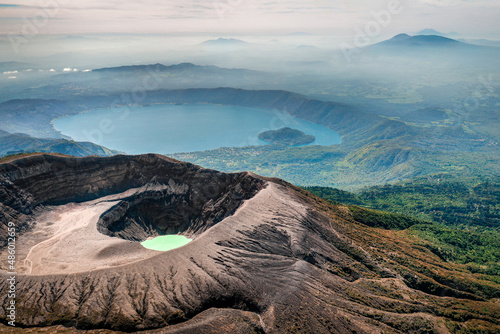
[0,154,498,333]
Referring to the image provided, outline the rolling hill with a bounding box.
[0,131,120,157]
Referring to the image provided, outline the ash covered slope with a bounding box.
[0,154,498,333]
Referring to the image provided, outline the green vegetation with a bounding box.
[348,206,424,230]
[408,224,500,277]
[258,127,316,146]
[171,139,499,191]
[304,174,500,276]
[304,174,500,228]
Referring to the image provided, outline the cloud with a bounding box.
[0,0,497,37]
[417,0,460,6]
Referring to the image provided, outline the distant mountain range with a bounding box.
[94,62,199,73]
[93,62,258,76]
[415,29,459,38]
[365,33,499,60]
[26,62,276,100]
[200,38,249,46]
[375,33,468,48]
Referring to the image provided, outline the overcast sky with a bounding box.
[0,0,499,38]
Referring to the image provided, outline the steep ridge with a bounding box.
[0,154,498,333]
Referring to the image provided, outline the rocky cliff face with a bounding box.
[0,154,498,333]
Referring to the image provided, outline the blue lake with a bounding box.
[53,104,342,154]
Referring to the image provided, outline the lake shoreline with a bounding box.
[53,103,342,155]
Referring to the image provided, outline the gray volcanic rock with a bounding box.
[0,154,498,333]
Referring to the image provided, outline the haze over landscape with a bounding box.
[0,0,499,333]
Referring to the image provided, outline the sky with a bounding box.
[0,0,499,38]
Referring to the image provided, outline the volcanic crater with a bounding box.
[0,153,499,333]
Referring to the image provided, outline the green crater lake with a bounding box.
[53,104,342,154]
[141,235,192,252]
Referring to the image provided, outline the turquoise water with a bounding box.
[53,104,341,154]
[140,235,192,251]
